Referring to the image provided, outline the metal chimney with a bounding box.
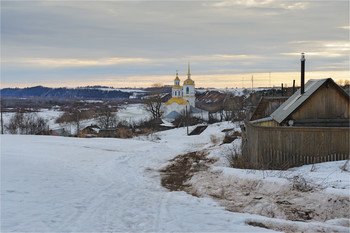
[293,80,295,94]
[300,53,305,94]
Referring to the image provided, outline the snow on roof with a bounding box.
[164,111,181,119]
[270,78,336,124]
[161,119,175,127]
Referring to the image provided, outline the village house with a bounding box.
[241,54,350,169]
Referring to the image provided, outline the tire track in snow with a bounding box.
[58,183,117,231]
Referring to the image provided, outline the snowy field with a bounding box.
[1,104,152,134]
[117,103,151,124]
[1,122,349,232]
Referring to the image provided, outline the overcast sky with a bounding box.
[1,0,349,88]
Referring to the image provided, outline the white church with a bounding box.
[164,64,197,120]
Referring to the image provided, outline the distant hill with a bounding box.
[0,86,140,99]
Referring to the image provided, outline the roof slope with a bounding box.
[270,78,348,124]
[165,97,188,105]
[250,96,288,121]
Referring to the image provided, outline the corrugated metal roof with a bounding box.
[270,78,330,124]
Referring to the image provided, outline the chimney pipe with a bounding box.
[293,80,295,94]
[300,53,305,94]
[281,83,284,96]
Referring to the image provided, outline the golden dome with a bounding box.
[183,78,195,85]
[165,97,188,105]
[172,85,182,89]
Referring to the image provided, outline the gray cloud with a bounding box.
[1,1,349,87]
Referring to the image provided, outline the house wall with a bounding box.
[241,120,349,169]
[290,83,350,121]
[183,84,195,106]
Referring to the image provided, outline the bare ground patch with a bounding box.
[160,151,350,232]
[159,150,217,192]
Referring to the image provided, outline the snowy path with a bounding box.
[1,126,274,232]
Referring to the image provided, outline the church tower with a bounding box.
[172,71,182,97]
[182,63,195,106]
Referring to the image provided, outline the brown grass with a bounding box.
[159,150,216,192]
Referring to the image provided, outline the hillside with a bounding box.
[0,86,136,99]
[1,122,349,232]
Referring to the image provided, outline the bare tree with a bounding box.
[56,101,94,135]
[220,93,235,121]
[6,112,48,135]
[219,92,245,122]
[96,105,118,129]
[143,83,165,119]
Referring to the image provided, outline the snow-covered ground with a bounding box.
[1,122,349,232]
[117,103,151,124]
[1,109,63,129]
[1,104,152,134]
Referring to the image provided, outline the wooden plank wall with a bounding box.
[242,120,350,169]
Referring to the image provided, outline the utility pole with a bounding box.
[185,105,189,135]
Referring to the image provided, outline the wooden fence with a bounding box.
[241,120,350,169]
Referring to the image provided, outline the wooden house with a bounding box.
[242,78,349,169]
[251,78,349,127]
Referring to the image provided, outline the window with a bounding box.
[186,87,189,94]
